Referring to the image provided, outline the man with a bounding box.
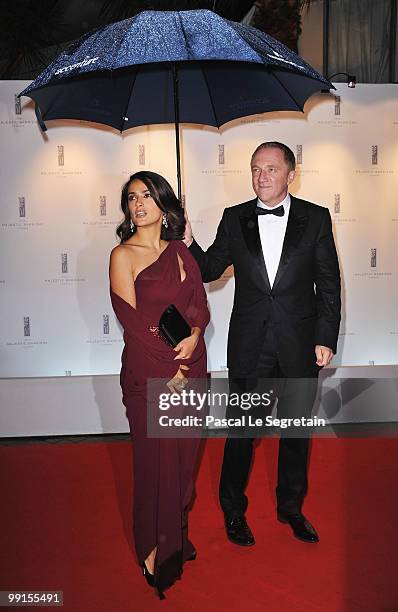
[184,142,341,546]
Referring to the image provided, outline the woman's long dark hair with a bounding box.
[116,171,185,243]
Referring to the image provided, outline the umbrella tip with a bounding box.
[34,104,47,132]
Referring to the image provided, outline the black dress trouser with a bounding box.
[219,323,318,519]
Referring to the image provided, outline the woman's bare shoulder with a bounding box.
[110,246,137,282]
[110,242,139,261]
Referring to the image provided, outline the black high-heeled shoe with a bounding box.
[141,562,165,600]
[141,561,155,587]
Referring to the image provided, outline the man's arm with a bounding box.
[184,209,232,283]
[313,209,341,356]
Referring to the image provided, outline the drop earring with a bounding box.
[162,213,168,229]
[130,219,134,231]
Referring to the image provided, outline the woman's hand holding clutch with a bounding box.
[173,327,201,360]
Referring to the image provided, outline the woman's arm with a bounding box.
[175,241,211,334]
[110,247,188,373]
[187,252,211,334]
[171,242,210,362]
[109,246,136,308]
[110,245,191,387]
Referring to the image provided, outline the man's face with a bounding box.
[251,147,295,207]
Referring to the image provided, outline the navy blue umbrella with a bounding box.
[19,9,332,199]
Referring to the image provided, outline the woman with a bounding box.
[109,171,209,599]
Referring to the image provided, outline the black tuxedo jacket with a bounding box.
[189,196,341,377]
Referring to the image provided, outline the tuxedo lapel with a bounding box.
[239,199,271,292]
[272,196,309,290]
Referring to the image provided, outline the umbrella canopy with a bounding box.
[19,9,332,198]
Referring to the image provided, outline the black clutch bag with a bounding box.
[158,304,191,348]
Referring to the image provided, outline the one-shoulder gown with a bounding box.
[110,240,210,594]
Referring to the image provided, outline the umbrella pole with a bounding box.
[172,63,182,204]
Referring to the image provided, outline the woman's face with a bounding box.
[127,179,162,228]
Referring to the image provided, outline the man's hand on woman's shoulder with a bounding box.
[182,208,194,247]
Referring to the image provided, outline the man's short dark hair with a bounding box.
[251,142,296,171]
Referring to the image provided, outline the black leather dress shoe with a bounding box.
[277,513,319,543]
[225,515,255,546]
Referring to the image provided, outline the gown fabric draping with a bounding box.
[110,240,210,594]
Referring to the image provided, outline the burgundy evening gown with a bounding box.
[110,240,210,595]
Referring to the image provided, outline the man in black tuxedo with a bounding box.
[184,142,341,545]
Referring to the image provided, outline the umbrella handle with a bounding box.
[172,63,182,204]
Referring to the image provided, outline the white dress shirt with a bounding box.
[257,193,291,288]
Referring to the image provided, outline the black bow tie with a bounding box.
[256,205,284,217]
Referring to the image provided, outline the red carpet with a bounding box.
[1,437,397,611]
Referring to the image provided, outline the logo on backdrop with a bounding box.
[1,197,44,230]
[40,146,84,177]
[23,317,30,337]
[14,95,22,115]
[139,144,145,165]
[4,315,48,352]
[331,193,357,224]
[99,196,107,216]
[316,95,356,128]
[294,144,319,177]
[18,197,26,218]
[61,253,68,274]
[0,93,34,126]
[58,145,65,166]
[334,96,341,116]
[355,246,392,280]
[3,312,50,353]
[83,195,117,227]
[201,144,241,177]
[296,145,303,165]
[86,314,122,346]
[44,252,85,285]
[356,144,394,177]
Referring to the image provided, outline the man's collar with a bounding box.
[257,192,291,211]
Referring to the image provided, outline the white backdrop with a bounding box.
[1,81,398,380]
